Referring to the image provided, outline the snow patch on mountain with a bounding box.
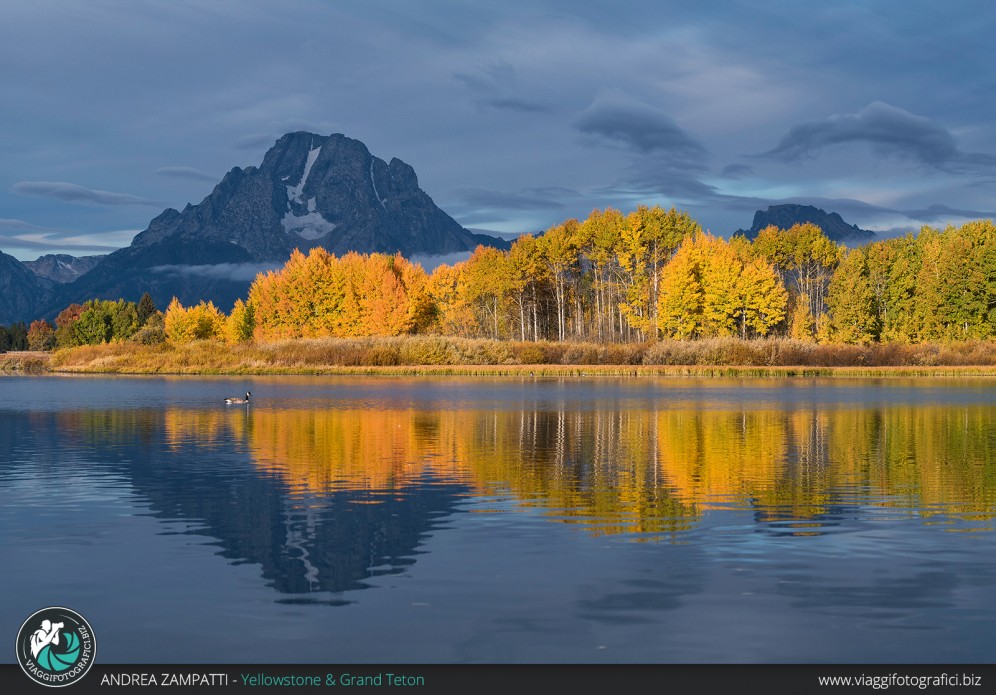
[281,210,337,240]
[287,146,321,203]
[370,160,386,209]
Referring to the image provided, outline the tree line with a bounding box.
[27,206,996,350]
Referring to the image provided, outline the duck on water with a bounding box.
[225,391,251,405]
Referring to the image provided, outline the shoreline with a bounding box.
[5,337,996,378]
[12,362,996,380]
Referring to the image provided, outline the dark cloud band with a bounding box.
[12,181,161,206]
[575,93,706,157]
[760,101,996,173]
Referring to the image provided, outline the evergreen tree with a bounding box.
[109,300,140,340]
[137,292,157,326]
[0,322,29,350]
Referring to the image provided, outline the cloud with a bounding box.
[234,119,340,150]
[0,218,59,234]
[151,262,281,282]
[154,166,218,182]
[901,203,996,222]
[0,218,128,253]
[771,198,996,225]
[612,156,748,209]
[720,163,754,178]
[574,92,706,157]
[452,187,566,211]
[12,181,161,206]
[453,212,508,226]
[454,62,550,113]
[479,96,550,113]
[760,101,996,173]
[235,132,279,150]
[408,251,474,271]
[466,228,525,241]
[0,237,119,253]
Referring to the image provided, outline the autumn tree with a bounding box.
[507,234,549,341]
[163,297,225,344]
[54,303,85,348]
[915,221,994,340]
[826,248,878,344]
[619,205,700,339]
[249,248,432,340]
[428,262,476,337]
[27,320,56,351]
[461,245,515,339]
[536,220,581,342]
[579,208,627,341]
[753,223,842,339]
[225,299,256,344]
[657,236,703,339]
[657,233,786,340]
[881,234,921,342]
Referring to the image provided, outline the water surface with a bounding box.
[1,375,994,663]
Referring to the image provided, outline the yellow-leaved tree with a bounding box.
[428,262,476,337]
[225,299,256,344]
[163,297,225,345]
[658,233,787,340]
[657,235,704,339]
[248,248,432,340]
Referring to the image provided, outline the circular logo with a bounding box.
[15,607,96,687]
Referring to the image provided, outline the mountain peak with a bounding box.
[738,204,876,243]
[37,131,508,319]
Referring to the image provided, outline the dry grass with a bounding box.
[42,336,996,377]
[0,351,51,374]
[642,338,996,367]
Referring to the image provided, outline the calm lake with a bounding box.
[1,375,994,663]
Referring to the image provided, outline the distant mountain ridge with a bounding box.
[0,250,44,324]
[16,132,507,321]
[24,254,105,286]
[737,204,876,243]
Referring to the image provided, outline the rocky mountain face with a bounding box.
[131,132,503,258]
[23,254,105,285]
[0,251,44,325]
[737,204,876,243]
[35,132,507,318]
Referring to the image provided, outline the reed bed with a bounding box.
[41,335,996,377]
[0,351,50,374]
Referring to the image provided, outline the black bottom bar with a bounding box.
[1,664,992,694]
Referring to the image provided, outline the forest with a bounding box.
[15,206,996,353]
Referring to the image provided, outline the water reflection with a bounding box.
[6,393,996,603]
[155,403,992,536]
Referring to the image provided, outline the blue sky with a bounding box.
[1,0,995,260]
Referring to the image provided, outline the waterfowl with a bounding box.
[225,391,251,405]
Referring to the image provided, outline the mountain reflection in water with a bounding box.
[21,396,992,596]
[2,376,994,663]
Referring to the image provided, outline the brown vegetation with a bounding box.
[0,351,50,374]
[45,335,996,376]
